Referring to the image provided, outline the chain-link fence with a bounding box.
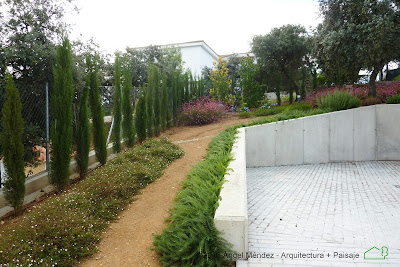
[0,83,174,188]
[0,83,50,188]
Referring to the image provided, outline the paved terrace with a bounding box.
[246,161,400,266]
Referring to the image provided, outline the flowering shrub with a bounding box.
[259,102,278,109]
[178,98,228,125]
[239,106,250,112]
[305,81,400,107]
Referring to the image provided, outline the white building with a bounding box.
[163,40,219,77]
[221,52,255,62]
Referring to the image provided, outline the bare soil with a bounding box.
[80,114,254,267]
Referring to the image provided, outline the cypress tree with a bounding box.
[135,85,147,142]
[177,71,182,108]
[152,65,161,136]
[146,65,154,138]
[113,53,122,153]
[184,72,189,103]
[88,55,107,165]
[50,38,74,189]
[75,83,90,178]
[172,71,178,126]
[199,78,204,98]
[122,58,135,147]
[1,73,25,211]
[161,70,168,131]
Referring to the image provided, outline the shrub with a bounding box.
[208,56,232,102]
[1,73,25,211]
[386,94,400,104]
[178,98,227,125]
[254,103,312,117]
[51,38,74,189]
[305,81,400,106]
[0,138,184,266]
[317,90,361,111]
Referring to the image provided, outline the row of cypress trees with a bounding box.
[0,38,109,212]
[112,53,136,152]
[1,46,205,211]
[133,66,205,143]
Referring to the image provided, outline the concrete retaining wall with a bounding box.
[214,128,248,256]
[246,104,400,167]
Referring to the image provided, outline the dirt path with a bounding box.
[80,115,254,267]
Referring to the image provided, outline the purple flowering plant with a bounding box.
[178,97,229,125]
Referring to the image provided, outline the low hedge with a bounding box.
[153,127,237,266]
[0,138,184,266]
[153,108,326,266]
[386,94,400,104]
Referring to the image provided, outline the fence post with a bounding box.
[45,82,50,171]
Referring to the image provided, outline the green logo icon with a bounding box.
[364,246,388,260]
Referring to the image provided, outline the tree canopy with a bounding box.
[251,24,309,94]
[315,0,400,96]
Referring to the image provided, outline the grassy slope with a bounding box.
[0,138,184,266]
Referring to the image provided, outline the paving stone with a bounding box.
[246,161,400,266]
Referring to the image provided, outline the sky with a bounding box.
[65,0,322,56]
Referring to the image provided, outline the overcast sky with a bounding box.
[66,0,322,56]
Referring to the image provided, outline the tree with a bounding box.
[226,55,242,106]
[146,65,155,138]
[1,73,25,211]
[50,38,74,189]
[275,73,282,106]
[125,45,181,87]
[172,70,178,126]
[122,57,135,147]
[300,68,306,100]
[87,54,107,165]
[113,53,122,153]
[161,70,168,131]
[316,0,400,96]
[1,0,75,167]
[152,65,161,136]
[252,25,309,96]
[183,71,190,103]
[135,85,147,143]
[208,56,232,102]
[239,56,263,107]
[75,83,90,178]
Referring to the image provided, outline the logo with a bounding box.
[364,246,388,260]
